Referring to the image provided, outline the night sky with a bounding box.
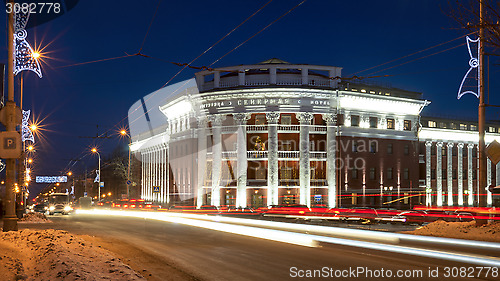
[0,0,498,196]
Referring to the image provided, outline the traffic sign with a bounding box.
[0,131,21,158]
[153,186,160,193]
[486,140,500,165]
[126,180,132,185]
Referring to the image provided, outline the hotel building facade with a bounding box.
[128,59,498,208]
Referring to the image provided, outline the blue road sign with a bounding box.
[126,180,132,185]
[153,186,160,193]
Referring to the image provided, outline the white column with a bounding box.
[166,145,170,204]
[425,141,432,206]
[297,112,313,207]
[447,143,454,206]
[487,158,492,207]
[238,68,245,86]
[270,67,277,84]
[141,151,145,200]
[234,113,251,208]
[322,113,337,208]
[301,68,309,85]
[209,114,225,207]
[457,143,464,206]
[436,142,443,207]
[266,112,280,206]
[467,144,474,206]
[214,71,220,88]
[197,118,208,208]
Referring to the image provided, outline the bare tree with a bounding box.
[449,1,500,51]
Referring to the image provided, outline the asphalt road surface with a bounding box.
[19,213,499,281]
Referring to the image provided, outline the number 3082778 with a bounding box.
[6,3,61,14]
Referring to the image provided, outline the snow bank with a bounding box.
[0,229,144,280]
[402,220,500,242]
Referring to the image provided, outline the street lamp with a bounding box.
[91,148,101,202]
[120,129,132,199]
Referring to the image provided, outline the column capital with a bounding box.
[266,112,280,124]
[196,116,208,128]
[425,141,433,147]
[457,143,465,148]
[208,114,226,126]
[467,143,475,149]
[233,113,251,125]
[436,142,444,147]
[447,142,454,148]
[321,113,337,125]
[296,112,314,124]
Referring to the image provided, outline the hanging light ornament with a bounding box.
[21,110,35,143]
[13,10,42,78]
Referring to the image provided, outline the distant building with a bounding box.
[128,59,498,208]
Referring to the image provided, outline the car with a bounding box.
[392,210,429,225]
[32,203,47,213]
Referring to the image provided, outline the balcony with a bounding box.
[310,151,327,159]
[247,151,268,159]
[247,125,268,132]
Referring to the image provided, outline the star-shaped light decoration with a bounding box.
[13,11,42,78]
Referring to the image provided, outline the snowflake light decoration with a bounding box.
[13,11,42,78]
[21,110,35,143]
[457,36,479,99]
[94,170,100,183]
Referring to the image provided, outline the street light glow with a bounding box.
[30,124,37,131]
[68,171,72,176]
[91,148,97,153]
[32,51,41,59]
[27,145,34,151]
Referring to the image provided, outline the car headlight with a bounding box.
[49,206,55,211]
[64,206,73,212]
[44,206,48,210]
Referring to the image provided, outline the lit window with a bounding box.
[369,90,376,94]
[428,121,437,128]
[489,127,496,133]
[460,123,467,130]
[470,124,477,131]
[403,120,411,131]
[439,122,447,129]
[387,118,395,129]
[450,123,457,130]
[352,88,357,92]
[361,89,366,93]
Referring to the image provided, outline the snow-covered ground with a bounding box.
[1,213,144,280]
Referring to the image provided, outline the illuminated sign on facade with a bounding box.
[35,176,67,183]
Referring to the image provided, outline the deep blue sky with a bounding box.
[1,0,498,196]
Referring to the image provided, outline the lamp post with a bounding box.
[120,130,131,199]
[91,148,101,202]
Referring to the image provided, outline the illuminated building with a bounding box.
[128,59,497,208]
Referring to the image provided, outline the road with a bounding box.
[19,213,499,281]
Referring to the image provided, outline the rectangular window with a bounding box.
[403,168,409,180]
[404,144,410,155]
[387,118,395,129]
[370,141,378,153]
[489,126,496,133]
[428,121,437,128]
[281,115,292,125]
[369,168,376,180]
[369,117,378,128]
[470,124,477,131]
[403,120,411,131]
[453,169,457,180]
[450,122,457,130]
[431,169,436,180]
[460,123,467,130]
[255,115,266,125]
[351,115,360,127]
[439,122,447,129]
[387,168,393,180]
[387,143,393,154]
[443,169,447,180]
[352,168,358,179]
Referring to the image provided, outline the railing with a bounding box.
[219,81,239,88]
[222,151,238,159]
[310,126,327,132]
[247,151,268,158]
[310,151,327,159]
[278,125,299,131]
[245,79,270,86]
[278,151,299,158]
[308,79,330,87]
[276,78,302,86]
[222,126,238,133]
[247,125,268,131]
